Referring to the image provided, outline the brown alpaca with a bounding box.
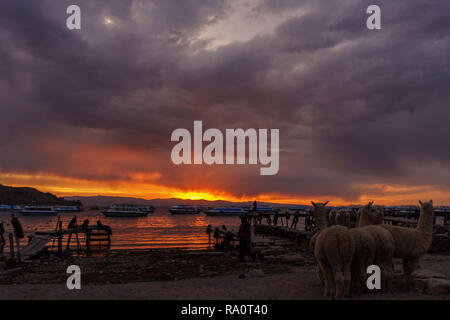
[356,201,384,227]
[311,202,355,298]
[328,209,337,225]
[348,226,376,294]
[315,225,355,297]
[355,202,394,292]
[309,201,330,285]
[381,200,434,283]
[335,210,350,227]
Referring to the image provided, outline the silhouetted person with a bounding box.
[238,215,255,262]
[252,200,257,213]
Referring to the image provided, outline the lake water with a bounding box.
[0,208,247,250]
[0,209,443,251]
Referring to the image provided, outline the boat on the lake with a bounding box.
[102,205,149,217]
[0,205,22,211]
[21,206,58,216]
[205,207,246,217]
[138,206,155,214]
[56,205,83,212]
[196,205,211,213]
[169,205,200,215]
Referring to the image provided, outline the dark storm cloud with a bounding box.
[0,0,449,201]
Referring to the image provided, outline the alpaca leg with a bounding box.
[351,257,364,295]
[343,265,352,297]
[316,265,324,285]
[334,268,345,298]
[403,257,419,286]
[319,261,335,297]
[380,258,394,293]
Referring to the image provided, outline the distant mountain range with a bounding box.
[0,184,82,206]
[65,195,296,208]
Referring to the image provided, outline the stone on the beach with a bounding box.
[245,269,265,278]
[425,278,450,295]
[412,269,448,280]
[411,269,450,294]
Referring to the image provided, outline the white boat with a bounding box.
[138,206,155,214]
[56,205,82,212]
[102,205,148,217]
[0,205,22,211]
[169,205,200,215]
[205,207,246,217]
[196,206,211,213]
[21,206,57,216]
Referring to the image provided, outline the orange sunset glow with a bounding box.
[2,172,450,206]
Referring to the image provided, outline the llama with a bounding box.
[348,225,376,294]
[356,202,394,292]
[311,201,356,297]
[381,200,434,284]
[309,201,330,284]
[314,225,355,297]
[335,210,350,227]
[357,202,384,227]
[328,209,337,225]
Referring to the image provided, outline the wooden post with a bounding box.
[9,233,14,261]
[208,233,211,251]
[86,231,91,257]
[57,221,63,255]
[15,235,21,262]
[66,233,72,251]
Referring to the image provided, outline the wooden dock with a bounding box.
[383,217,418,227]
[2,216,112,262]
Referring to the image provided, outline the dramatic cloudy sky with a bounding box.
[0,0,449,204]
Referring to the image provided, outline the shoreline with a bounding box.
[1,246,450,299]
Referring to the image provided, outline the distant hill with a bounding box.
[65,195,296,208]
[0,184,82,206]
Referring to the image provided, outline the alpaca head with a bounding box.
[311,201,329,215]
[357,201,381,226]
[311,201,329,231]
[374,205,384,224]
[335,210,350,227]
[328,209,337,225]
[419,200,434,213]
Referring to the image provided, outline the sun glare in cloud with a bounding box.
[103,16,115,26]
[196,0,305,50]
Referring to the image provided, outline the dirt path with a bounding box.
[2,257,450,300]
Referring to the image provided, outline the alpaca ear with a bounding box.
[311,201,316,207]
[419,200,423,206]
[369,201,374,207]
[323,201,329,206]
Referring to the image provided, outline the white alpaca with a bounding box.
[381,200,434,284]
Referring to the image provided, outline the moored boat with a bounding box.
[21,206,57,216]
[56,205,83,212]
[102,205,148,217]
[169,205,200,215]
[205,207,246,217]
[0,205,22,211]
[138,206,155,214]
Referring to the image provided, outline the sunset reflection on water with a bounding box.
[0,208,243,250]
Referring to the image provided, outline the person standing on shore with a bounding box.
[238,215,256,262]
